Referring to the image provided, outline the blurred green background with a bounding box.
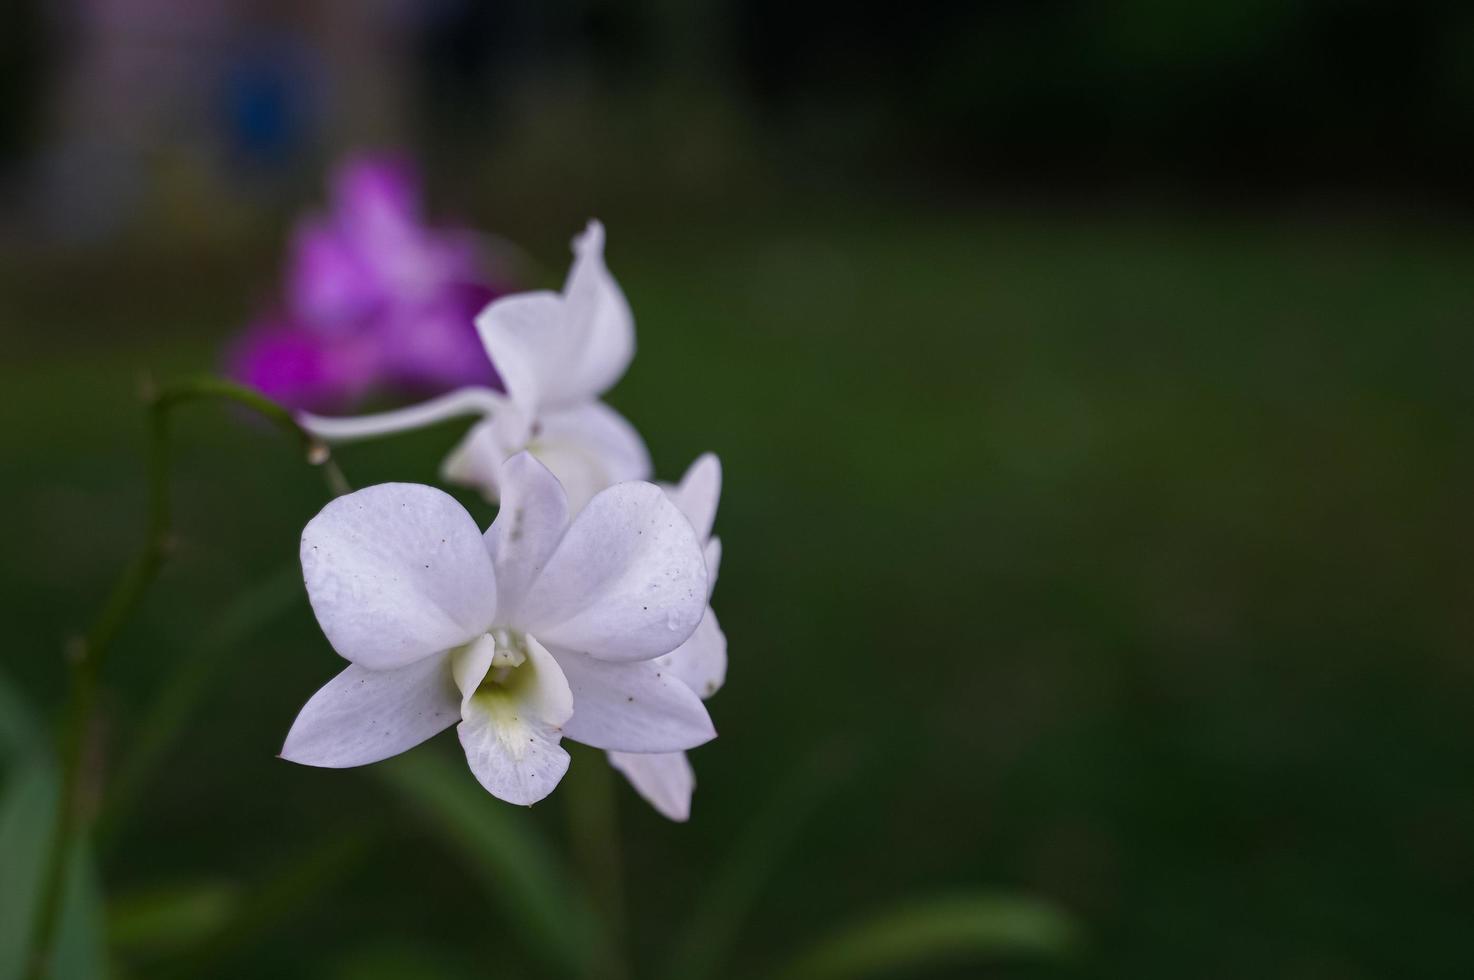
[4,2,1474,978]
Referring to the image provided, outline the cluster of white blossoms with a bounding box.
[284,222,726,819]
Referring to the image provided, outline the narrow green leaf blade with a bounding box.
[107,881,240,956]
[0,761,59,980]
[774,893,1081,980]
[0,762,108,980]
[0,667,43,762]
[52,842,107,980]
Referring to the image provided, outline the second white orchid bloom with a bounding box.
[301,221,650,512]
[443,221,646,510]
[609,453,727,821]
[281,452,714,805]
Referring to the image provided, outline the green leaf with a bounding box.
[0,761,58,980]
[107,881,240,955]
[0,666,43,763]
[772,893,1082,980]
[52,841,107,980]
[377,753,600,978]
[0,761,108,980]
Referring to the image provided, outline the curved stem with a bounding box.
[24,377,344,980]
[299,386,504,443]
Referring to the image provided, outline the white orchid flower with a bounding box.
[608,454,727,821]
[300,221,650,512]
[280,451,714,806]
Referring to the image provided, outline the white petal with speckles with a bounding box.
[300,483,497,670]
[516,482,707,662]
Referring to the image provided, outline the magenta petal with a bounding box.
[225,318,382,413]
[226,153,519,412]
[379,284,504,392]
[333,155,426,274]
[285,218,384,329]
[333,154,420,228]
[422,229,488,287]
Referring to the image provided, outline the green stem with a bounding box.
[24,377,344,980]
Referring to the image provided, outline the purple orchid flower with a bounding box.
[227,155,505,412]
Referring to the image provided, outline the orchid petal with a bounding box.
[704,537,722,599]
[531,402,652,513]
[484,453,571,621]
[474,291,565,415]
[559,220,635,405]
[607,750,695,822]
[441,409,525,502]
[515,483,708,662]
[659,606,727,700]
[334,155,419,229]
[226,318,380,414]
[450,633,497,709]
[280,654,458,768]
[458,715,569,806]
[381,282,503,391]
[666,453,721,541]
[441,400,647,511]
[301,483,498,670]
[474,221,633,414]
[457,634,573,805]
[287,219,381,327]
[553,648,716,753]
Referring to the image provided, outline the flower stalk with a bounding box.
[25,377,344,980]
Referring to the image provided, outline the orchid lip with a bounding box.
[450,629,554,712]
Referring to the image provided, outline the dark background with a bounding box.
[3,2,1473,978]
